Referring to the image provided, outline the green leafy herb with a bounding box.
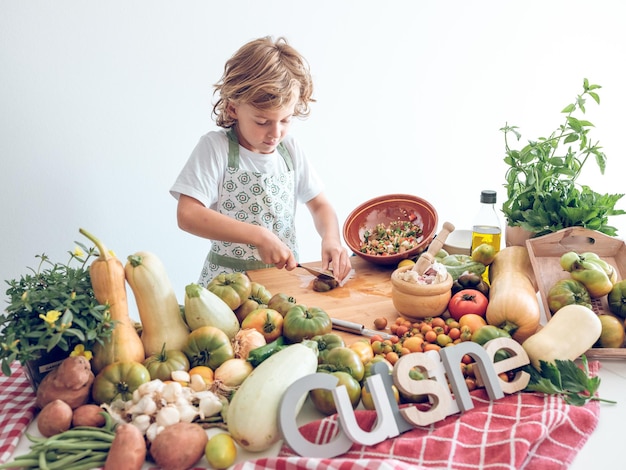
[501,78,625,237]
[0,243,116,377]
[523,355,616,406]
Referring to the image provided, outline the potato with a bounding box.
[37,399,73,437]
[104,423,146,470]
[150,422,208,470]
[36,356,95,409]
[72,404,106,428]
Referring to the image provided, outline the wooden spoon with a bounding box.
[412,221,455,275]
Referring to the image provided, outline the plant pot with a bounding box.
[23,347,69,391]
[505,226,535,247]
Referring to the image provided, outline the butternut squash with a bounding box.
[522,304,601,369]
[485,270,541,343]
[124,251,190,356]
[79,228,145,373]
[488,245,537,291]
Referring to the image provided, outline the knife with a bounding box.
[296,264,338,282]
[331,318,395,340]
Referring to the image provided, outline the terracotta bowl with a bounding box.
[390,265,452,319]
[343,194,439,266]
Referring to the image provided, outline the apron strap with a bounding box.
[226,127,293,170]
[226,128,240,168]
[208,251,274,271]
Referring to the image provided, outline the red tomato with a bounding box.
[448,289,488,321]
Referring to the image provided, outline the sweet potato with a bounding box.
[150,422,208,470]
[36,355,95,409]
[37,399,73,437]
[104,423,147,470]
[72,404,106,428]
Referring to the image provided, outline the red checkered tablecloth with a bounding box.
[235,362,602,470]
[0,363,37,465]
[0,361,602,470]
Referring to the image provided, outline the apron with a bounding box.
[198,129,299,286]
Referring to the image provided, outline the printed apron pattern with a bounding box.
[199,130,298,286]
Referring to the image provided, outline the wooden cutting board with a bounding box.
[247,256,400,344]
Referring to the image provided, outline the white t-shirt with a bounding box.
[170,130,324,210]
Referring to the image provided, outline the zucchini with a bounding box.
[521,304,602,369]
[227,343,318,452]
[184,283,240,339]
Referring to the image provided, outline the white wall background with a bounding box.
[2,1,625,320]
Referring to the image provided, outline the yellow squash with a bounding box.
[79,228,145,373]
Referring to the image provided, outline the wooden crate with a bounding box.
[525,226,626,359]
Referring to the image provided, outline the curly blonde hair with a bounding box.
[212,36,315,128]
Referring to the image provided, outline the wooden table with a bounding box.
[247,257,399,344]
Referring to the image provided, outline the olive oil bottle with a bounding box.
[471,190,502,282]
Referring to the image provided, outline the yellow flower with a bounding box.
[70,344,93,361]
[39,310,62,325]
[73,246,85,258]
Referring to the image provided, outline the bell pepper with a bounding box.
[471,325,511,362]
[246,336,286,367]
[559,251,616,298]
[439,254,486,280]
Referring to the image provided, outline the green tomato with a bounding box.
[92,361,151,405]
[267,292,298,317]
[235,282,274,323]
[608,280,626,319]
[249,282,272,305]
[182,325,234,370]
[547,278,592,314]
[143,344,190,381]
[282,305,332,343]
[559,251,580,271]
[207,272,252,310]
[309,371,361,416]
[311,333,345,364]
[318,346,365,382]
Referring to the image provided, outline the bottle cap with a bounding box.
[480,190,497,204]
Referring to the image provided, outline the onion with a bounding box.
[233,328,266,359]
[214,358,253,388]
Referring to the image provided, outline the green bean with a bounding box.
[62,453,108,470]
[0,431,114,470]
[39,449,50,470]
[46,450,97,470]
[0,456,39,468]
[40,428,115,444]
[43,440,111,451]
